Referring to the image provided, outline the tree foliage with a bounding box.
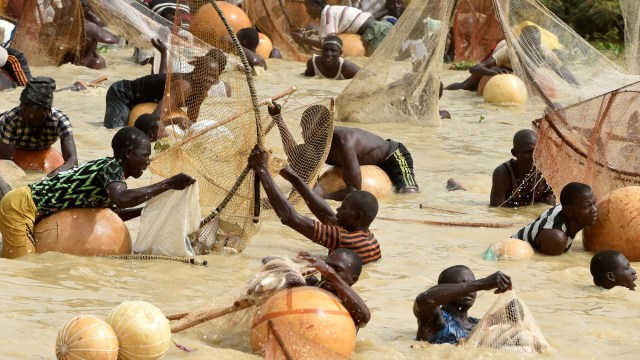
[540,0,623,43]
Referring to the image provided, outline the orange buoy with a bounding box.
[483,74,529,105]
[583,186,640,261]
[317,165,393,200]
[34,208,132,256]
[14,148,64,173]
[483,239,535,260]
[56,315,119,360]
[251,287,356,357]
[337,34,367,57]
[128,102,188,128]
[256,32,273,59]
[191,2,252,48]
[477,75,492,96]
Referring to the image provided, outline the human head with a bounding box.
[458,14,479,40]
[590,250,637,290]
[438,265,477,310]
[149,0,191,28]
[111,127,152,179]
[386,0,405,19]
[326,248,363,287]
[237,27,260,52]
[19,77,56,129]
[301,105,330,144]
[134,113,161,142]
[519,25,542,54]
[305,0,325,18]
[189,48,226,87]
[560,182,597,227]
[321,35,343,67]
[336,190,378,229]
[511,129,538,169]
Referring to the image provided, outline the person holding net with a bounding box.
[103,39,229,129]
[490,129,555,207]
[590,250,637,291]
[467,26,579,88]
[0,127,196,259]
[511,182,597,256]
[248,144,382,265]
[303,36,360,80]
[413,265,513,344]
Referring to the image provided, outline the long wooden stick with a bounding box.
[169,298,254,333]
[377,216,524,229]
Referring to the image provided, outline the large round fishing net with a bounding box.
[464,291,551,353]
[336,0,456,126]
[451,0,503,62]
[11,0,85,66]
[621,0,640,74]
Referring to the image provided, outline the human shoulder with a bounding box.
[341,59,360,79]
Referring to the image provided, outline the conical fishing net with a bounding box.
[147,1,333,254]
[243,0,311,61]
[491,0,640,108]
[534,81,640,199]
[11,0,85,66]
[452,0,503,62]
[336,0,456,126]
[464,291,551,353]
[621,0,640,74]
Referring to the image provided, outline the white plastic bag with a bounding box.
[134,183,201,256]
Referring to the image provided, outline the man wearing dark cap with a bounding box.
[0,77,78,177]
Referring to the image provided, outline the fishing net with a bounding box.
[621,0,640,74]
[11,0,85,66]
[336,0,456,126]
[243,0,312,61]
[147,1,334,254]
[534,81,640,199]
[451,0,503,62]
[491,0,640,109]
[464,291,551,353]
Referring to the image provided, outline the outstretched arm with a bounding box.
[269,102,297,159]
[469,57,510,77]
[298,251,370,328]
[280,166,336,225]
[105,173,195,209]
[556,65,580,86]
[249,145,315,239]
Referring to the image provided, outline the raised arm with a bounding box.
[298,251,370,328]
[280,166,336,225]
[151,38,168,75]
[269,102,297,159]
[105,173,195,209]
[249,145,315,239]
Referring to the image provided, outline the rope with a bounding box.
[104,254,208,266]
[377,216,523,229]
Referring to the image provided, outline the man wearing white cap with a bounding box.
[303,36,360,80]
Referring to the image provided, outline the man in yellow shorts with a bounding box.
[0,127,196,259]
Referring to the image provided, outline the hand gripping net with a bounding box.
[11,0,85,66]
[464,291,551,353]
[452,0,503,62]
[336,0,456,126]
[491,0,640,109]
[147,1,333,254]
[621,0,640,74]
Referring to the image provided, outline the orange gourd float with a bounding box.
[191,2,252,49]
[14,148,64,173]
[55,315,119,360]
[317,165,393,200]
[337,34,367,57]
[256,32,273,59]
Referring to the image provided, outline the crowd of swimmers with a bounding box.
[0,0,637,350]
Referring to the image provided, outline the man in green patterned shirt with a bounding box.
[0,127,196,259]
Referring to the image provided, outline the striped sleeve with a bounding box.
[313,220,340,250]
[5,55,28,86]
[0,111,17,144]
[339,230,382,264]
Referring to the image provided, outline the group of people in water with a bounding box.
[0,0,637,351]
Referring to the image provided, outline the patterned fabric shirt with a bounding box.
[511,205,574,252]
[29,157,125,215]
[429,309,479,344]
[0,106,73,150]
[313,220,381,264]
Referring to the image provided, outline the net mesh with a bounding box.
[621,0,640,74]
[452,0,503,62]
[11,0,85,66]
[492,0,639,109]
[147,1,333,253]
[336,0,456,126]
[464,291,551,353]
[243,0,311,61]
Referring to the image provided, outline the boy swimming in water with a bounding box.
[590,250,637,291]
[0,127,195,259]
[413,265,512,344]
[511,182,597,255]
[248,144,381,264]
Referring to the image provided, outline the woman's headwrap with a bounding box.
[20,77,56,108]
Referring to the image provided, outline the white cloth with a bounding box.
[0,20,15,46]
[311,55,346,80]
[320,5,372,38]
[337,0,387,19]
[0,47,7,67]
[134,183,201,256]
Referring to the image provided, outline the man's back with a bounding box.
[326,127,390,167]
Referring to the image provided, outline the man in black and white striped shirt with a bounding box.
[512,182,597,255]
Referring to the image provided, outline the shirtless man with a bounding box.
[304,36,360,80]
[78,0,119,70]
[490,129,555,207]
